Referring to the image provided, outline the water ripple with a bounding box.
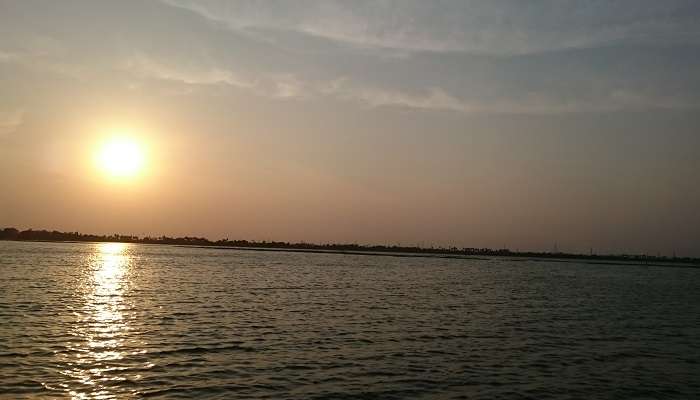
[1,241,699,399]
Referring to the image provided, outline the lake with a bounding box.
[1,241,699,399]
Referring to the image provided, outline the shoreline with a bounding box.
[179,244,700,269]
[3,239,698,269]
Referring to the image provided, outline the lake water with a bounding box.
[1,241,699,399]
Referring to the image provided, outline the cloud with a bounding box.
[2,1,697,116]
[0,109,24,136]
[269,74,306,99]
[122,51,700,115]
[124,53,314,101]
[319,79,473,112]
[125,54,255,88]
[0,51,20,63]
[161,0,700,55]
[319,78,700,114]
[0,41,88,80]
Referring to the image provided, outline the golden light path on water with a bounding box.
[57,243,148,399]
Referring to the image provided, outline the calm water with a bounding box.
[1,241,699,399]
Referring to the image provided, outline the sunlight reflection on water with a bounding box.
[65,243,134,399]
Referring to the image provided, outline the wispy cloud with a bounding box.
[0,51,20,63]
[319,78,700,115]
[125,54,255,88]
[124,54,312,101]
[269,74,307,99]
[161,0,700,55]
[0,109,24,136]
[123,53,700,114]
[2,1,697,116]
[319,79,473,112]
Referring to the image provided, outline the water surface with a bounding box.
[1,241,699,398]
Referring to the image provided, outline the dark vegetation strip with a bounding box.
[1,227,698,268]
[179,245,699,269]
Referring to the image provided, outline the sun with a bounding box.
[96,137,145,179]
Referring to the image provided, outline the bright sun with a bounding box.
[96,137,145,178]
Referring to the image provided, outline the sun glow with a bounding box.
[96,137,145,179]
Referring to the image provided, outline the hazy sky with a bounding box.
[1,1,699,256]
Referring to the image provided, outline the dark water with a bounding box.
[1,241,699,399]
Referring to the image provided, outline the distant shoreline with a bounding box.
[174,244,700,269]
[1,227,698,269]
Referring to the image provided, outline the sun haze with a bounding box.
[95,137,145,179]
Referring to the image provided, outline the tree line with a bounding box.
[1,226,697,265]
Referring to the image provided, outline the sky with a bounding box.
[1,0,699,256]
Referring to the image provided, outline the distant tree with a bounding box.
[0,227,19,240]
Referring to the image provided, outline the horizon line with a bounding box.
[1,226,698,265]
